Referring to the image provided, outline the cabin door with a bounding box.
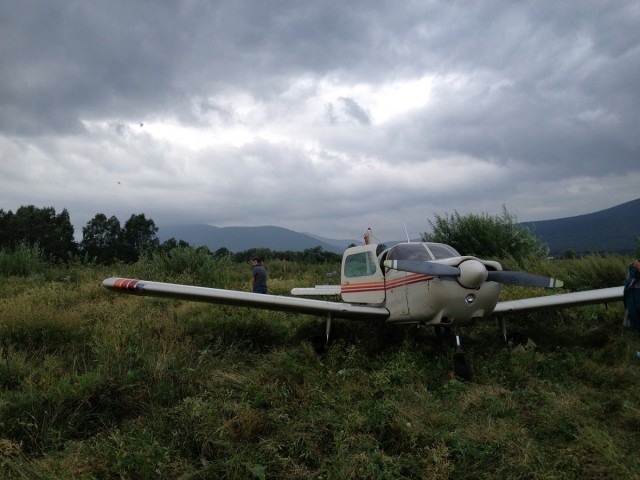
[340,245,386,304]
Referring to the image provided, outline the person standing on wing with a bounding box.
[251,257,268,294]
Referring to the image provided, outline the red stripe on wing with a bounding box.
[114,278,139,289]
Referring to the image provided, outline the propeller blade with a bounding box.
[384,260,461,277]
[487,271,564,288]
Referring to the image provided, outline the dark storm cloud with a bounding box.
[0,0,638,240]
[373,1,640,178]
[0,2,183,135]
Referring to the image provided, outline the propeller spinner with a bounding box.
[383,259,563,289]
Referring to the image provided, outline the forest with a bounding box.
[0,205,341,269]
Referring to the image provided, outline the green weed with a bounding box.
[0,244,47,277]
[1,256,639,479]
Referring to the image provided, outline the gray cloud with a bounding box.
[1,0,638,242]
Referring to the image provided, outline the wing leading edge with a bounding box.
[493,286,623,315]
[103,277,389,321]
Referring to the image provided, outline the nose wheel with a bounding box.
[453,335,472,380]
[435,327,472,380]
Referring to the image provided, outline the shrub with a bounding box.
[422,207,547,263]
[129,246,233,286]
[0,243,46,276]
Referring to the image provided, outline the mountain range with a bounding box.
[157,224,348,254]
[158,197,640,256]
[519,197,639,257]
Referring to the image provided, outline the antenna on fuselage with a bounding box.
[403,223,411,243]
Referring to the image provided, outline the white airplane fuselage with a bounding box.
[339,243,503,327]
[382,272,502,326]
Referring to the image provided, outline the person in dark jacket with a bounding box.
[251,257,268,294]
[623,259,640,331]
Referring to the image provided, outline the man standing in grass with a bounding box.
[623,259,640,332]
[251,257,268,294]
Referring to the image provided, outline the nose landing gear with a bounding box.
[435,326,472,380]
[453,335,472,380]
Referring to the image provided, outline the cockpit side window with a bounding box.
[344,251,378,278]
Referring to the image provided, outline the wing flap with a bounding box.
[291,285,341,296]
[103,277,388,321]
[493,286,623,315]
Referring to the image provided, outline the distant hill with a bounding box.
[302,233,360,252]
[520,197,640,257]
[158,198,640,256]
[157,224,343,253]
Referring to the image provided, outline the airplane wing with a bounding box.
[102,277,389,321]
[493,286,624,315]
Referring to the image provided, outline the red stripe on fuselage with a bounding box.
[341,274,434,294]
[385,274,433,290]
[341,281,383,293]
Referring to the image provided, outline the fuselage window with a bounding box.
[344,251,378,278]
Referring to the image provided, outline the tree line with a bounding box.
[0,206,159,264]
[0,205,341,265]
[8,204,631,267]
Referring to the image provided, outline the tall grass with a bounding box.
[552,254,629,290]
[0,244,47,276]
[126,246,234,286]
[1,255,639,478]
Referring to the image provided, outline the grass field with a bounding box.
[1,254,639,479]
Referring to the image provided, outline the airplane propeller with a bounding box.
[383,259,563,289]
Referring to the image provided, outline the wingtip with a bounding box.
[103,277,140,290]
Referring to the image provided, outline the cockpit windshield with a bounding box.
[425,243,460,259]
[386,243,460,261]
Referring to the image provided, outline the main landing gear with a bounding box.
[312,313,333,354]
[313,316,474,381]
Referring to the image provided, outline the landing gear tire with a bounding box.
[453,352,472,381]
[452,335,472,380]
[506,332,528,347]
[312,335,327,354]
[313,313,333,355]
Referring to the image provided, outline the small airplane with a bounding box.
[103,233,624,379]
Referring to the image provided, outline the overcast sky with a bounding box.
[1,1,639,243]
